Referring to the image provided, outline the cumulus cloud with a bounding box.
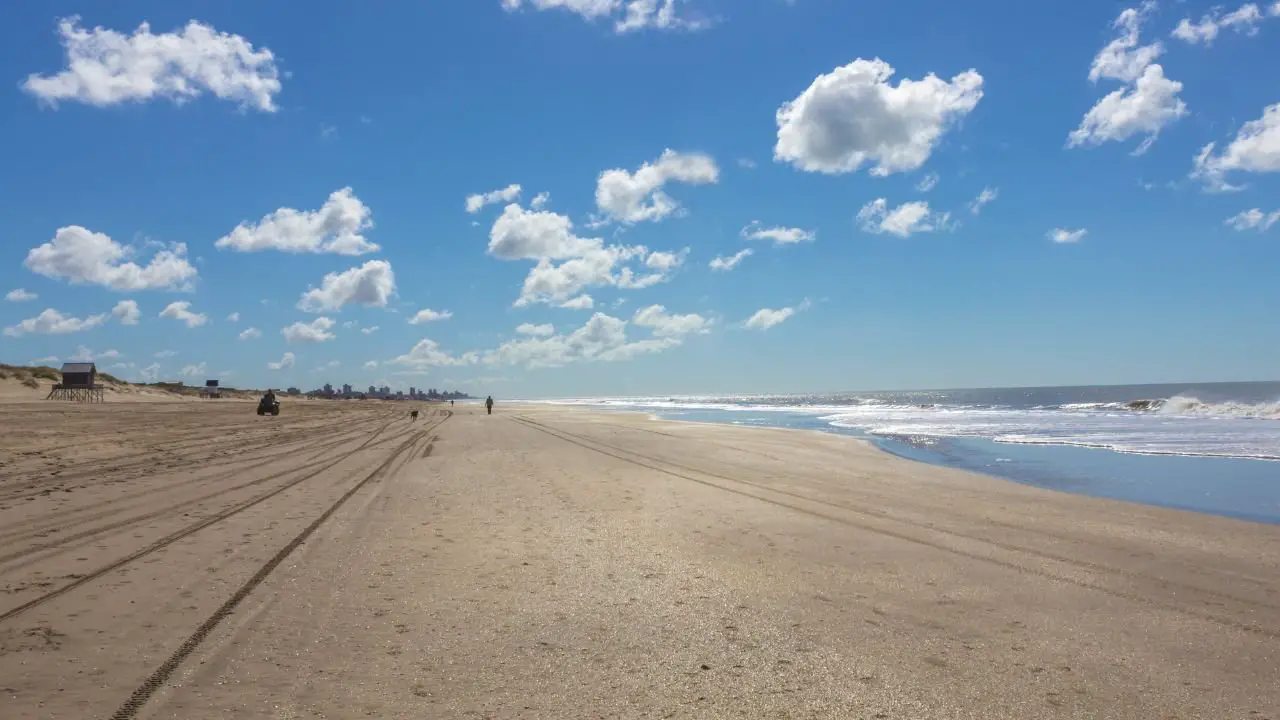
[774,58,983,176]
[1191,103,1280,192]
[1048,228,1088,244]
[487,203,684,307]
[154,350,178,359]
[740,221,815,245]
[1225,208,1280,231]
[21,16,281,112]
[388,340,479,372]
[268,352,296,370]
[361,326,380,334]
[632,304,711,337]
[112,299,141,325]
[180,362,208,379]
[968,187,999,215]
[227,312,240,322]
[500,0,711,33]
[856,198,952,237]
[3,308,108,337]
[709,248,753,272]
[215,187,379,255]
[25,226,197,291]
[282,317,336,343]
[517,323,555,336]
[364,360,379,369]
[531,192,551,209]
[297,260,396,312]
[466,183,522,213]
[139,363,161,382]
[69,346,121,362]
[594,149,719,224]
[6,289,36,302]
[1070,3,1186,154]
[745,300,809,330]
[238,327,262,340]
[159,301,208,327]
[409,308,453,324]
[916,172,940,192]
[560,294,595,309]
[1172,3,1271,45]
[482,312,678,368]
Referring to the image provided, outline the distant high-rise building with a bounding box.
[409,386,416,399]
[342,384,352,396]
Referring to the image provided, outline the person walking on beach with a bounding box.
[485,395,494,415]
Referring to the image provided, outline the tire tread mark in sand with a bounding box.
[0,414,432,625]
[0,414,401,545]
[0,417,406,567]
[511,416,1280,640]
[107,411,451,720]
[582,418,1280,599]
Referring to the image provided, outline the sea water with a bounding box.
[534,382,1280,524]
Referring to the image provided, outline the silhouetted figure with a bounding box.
[485,395,494,415]
[450,399,454,407]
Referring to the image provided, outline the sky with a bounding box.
[1,0,1279,399]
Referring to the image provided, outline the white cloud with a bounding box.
[6,289,36,302]
[1172,3,1269,45]
[268,352,296,370]
[214,187,379,255]
[500,0,711,33]
[1191,103,1280,192]
[239,327,262,340]
[632,305,711,337]
[25,226,197,291]
[361,325,380,334]
[531,191,551,209]
[112,299,141,325]
[774,58,983,176]
[364,360,379,369]
[69,346,120,362]
[409,308,453,324]
[745,301,809,330]
[916,172,940,192]
[180,362,208,379]
[3,308,107,337]
[139,363,161,382]
[1068,65,1187,154]
[297,260,396,312]
[1225,208,1280,231]
[466,183,522,213]
[594,149,719,224]
[21,16,281,112]
[154,350,178,359]
[159,301,208,328]
[709,248,753,272]
[740,221,815,245]
[857,198,952,237]
[517,322,556,336]
[282,317,336,343]
[560,294,595,309]
[1071,3,1186,154]
[389,340,478,372]
[227,312,240,322]
[968,187,998,215]
[482,312,682,369]
[737,158,757,169]
[1048,228,1088,244]
[488,203,679,307]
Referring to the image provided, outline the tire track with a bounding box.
[0,417,404,568]
[512,415,1280,640]
[107,411,451,720]
[0,413,438,624]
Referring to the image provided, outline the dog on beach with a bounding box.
[410,410,419,421]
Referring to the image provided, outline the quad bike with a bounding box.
[257,395,280,416]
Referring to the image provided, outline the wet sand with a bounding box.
[1,399,1277,719]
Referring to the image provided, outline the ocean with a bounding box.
[534,382,1280,524]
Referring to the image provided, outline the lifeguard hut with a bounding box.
[47,362,104,403]
[201,379,221,398]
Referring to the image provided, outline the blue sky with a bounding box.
[2,0,1279,398]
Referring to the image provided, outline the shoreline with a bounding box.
[524,402,1280,526]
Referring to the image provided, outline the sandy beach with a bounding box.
[1,398,1278,719]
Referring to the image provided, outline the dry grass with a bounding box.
[21,377,39,389]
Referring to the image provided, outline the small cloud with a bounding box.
[1048,227,1088,244]
[968,187,999,215]
[320,123,338,141]
[709,248,753,272]
[916,172,940,192]
[268,352,296,370]
[737,158,757,169]
[409,308,452,324]
[361,325,380,334]
[1225,208,1280,231]
[745,299,810,330]
[239,327,262,340]
[159,301,208,328]
[154,350,178,358]
[227,312,240,322]
[112,299,141,325]
[6,288,37,302]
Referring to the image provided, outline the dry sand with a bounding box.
[1,398,1277,719]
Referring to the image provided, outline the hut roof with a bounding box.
[60,362,96,374]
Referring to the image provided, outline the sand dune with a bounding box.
[1,399,1277,719]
